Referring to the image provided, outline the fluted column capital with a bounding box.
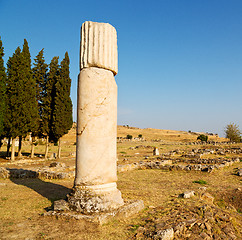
[80,21,118,75]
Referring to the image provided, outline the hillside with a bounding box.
[61,124,227,144]
[117,125,226,142]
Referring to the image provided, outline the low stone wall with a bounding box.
[0,164,75,179]
[0,167,38,179]
[173,157,241,165]
[117,158,240,173]
[117,160,172,172]
[0,158,240,179]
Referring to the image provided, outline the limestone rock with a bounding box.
[80,21,118,75]
[154,228,174,240]
[153,147,159,156]
[180,191,195,198]
[118,163,138,173]
[116,200,144,218]
[198,186,207,192]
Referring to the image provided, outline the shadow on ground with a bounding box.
[9,175,72,204]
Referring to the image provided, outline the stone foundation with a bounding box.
[45,199,144,224]
[66,183,124,214]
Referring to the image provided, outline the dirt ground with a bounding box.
[0,126,241,239]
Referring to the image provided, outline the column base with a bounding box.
[47,183,144,224]
[63,183,124,214]
[45,199,144,225]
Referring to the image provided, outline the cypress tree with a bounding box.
[17,39,38,157]
[0,37,6,150]
[33,49,48,125]
[42,56,59,158]
[5,47,22,160]
[5,40,39,160]
[52,52,73,158]
[32,49,48,157]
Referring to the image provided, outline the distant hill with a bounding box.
[62,124,227,144]
[117,125,226,142]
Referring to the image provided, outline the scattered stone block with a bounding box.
[154,228,174,240]
[200,193,214,204]
[117,163,138,173]
[180,191,195,198]
[198,186,207,192]
[153,147,159,156]
[49,162,66,168]
[159,160,172,166]
[116,200,144,219]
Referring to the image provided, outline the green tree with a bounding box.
[42,56,59,158]
[33,49,48,128]
[5,40,38,160]
[32,49,48,157]
[127,134,133,140]
[225,123,241,143]
[5,47,22,160]
[51,52,73,158]
[0,37,6,149]
[17,39,38,157]
[197,134,208,142]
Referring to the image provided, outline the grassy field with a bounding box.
[0,126,241,239]
[0,164,241,239]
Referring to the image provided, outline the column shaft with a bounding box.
[75,67,117,187]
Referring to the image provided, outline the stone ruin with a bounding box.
[153,147,159,156]
[47,21,144,223]
[69,21,123,213]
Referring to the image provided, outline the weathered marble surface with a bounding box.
[80,21,118,75]
[70,21,123,213]
[75,67,118,186]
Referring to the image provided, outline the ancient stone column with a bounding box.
[67,21,124,213]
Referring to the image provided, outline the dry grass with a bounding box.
[117,125,227,142]
[0,125,227,162]
[0,125,241,239]
[0,162,241,239]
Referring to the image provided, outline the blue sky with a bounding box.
[0,0,241,137]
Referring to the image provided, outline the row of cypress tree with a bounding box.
[0,37,73,160]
